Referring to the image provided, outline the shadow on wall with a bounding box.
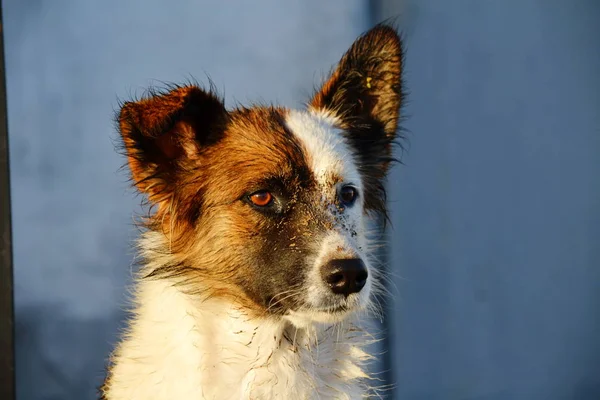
[384,0,600,399]
[15,305,126,400]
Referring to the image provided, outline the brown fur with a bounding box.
[103,23,405,399]
[115,24,405,314]
[120,95,336,313]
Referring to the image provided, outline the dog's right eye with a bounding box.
[248,191,274,207]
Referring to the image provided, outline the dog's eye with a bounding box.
[249,191,274,207]
[339,186,358,206]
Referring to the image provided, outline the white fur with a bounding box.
[285,110,372,315]
[285,109,362,191]
[105,110,380,399]
[104,232,374,400]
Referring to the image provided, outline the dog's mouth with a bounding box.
[264,293,359,314]
[263,293,302,315]
[309,304,349,314]
[280,293,367,327]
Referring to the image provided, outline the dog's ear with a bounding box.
[118,85,228,203]
[310,24,404,171]
[311,25,404,217]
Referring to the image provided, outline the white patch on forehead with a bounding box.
[285,109,361,188]
[285,110,372,318]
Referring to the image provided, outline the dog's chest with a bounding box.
[196,311,367,399]
[106,281,367,400]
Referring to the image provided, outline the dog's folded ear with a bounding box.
[118,85,228,201]
[310,24,404,167]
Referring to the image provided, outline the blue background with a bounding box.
[4,0,599,398]
[388,1,600,399]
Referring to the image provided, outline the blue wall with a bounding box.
[4,0,599,399]
[387,1,600,398]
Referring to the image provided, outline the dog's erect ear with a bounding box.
[311,25,404,217]
[310,24,404,158]
[118,85,228,202]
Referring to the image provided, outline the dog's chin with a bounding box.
[284,296,366,328]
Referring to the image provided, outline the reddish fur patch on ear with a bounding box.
[118,85,227,200]
[153,128,184,160]
[120,86,192,137]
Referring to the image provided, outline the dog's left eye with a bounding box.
[248,190,274,207]
[339,186,358,206]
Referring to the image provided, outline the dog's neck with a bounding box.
[104,259,373,400]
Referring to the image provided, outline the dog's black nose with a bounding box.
[321,258,368,296]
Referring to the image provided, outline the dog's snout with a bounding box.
[320,258,368,296]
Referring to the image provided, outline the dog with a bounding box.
[102,24,404,400]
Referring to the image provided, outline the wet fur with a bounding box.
[102,24,404,399]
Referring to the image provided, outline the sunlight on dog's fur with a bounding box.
[102,24,404,400]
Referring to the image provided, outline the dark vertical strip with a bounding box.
[367,1,395,397]
[367,0,381,27]
[378,222,394,398]
[0,4,15,400]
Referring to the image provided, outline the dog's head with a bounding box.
[118,25,403,325]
